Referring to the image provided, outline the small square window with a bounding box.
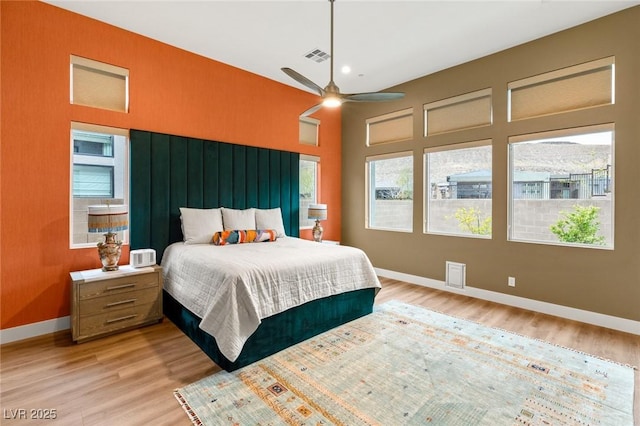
[300,117,320,146]
[424,89,492,136]
[508,57,614,121]
[366,108,413,146]
[71,55,129,112]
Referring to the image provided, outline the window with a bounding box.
[425,141,492,237]
[71,55,129,112]
[508,57,614,122]
[71,123,129,247]
[508,124,614,248]
[300,117,320,146]
[424,89,492,136]
[366,152,413,232]
[73,164,114,198]
[73,130,114,157]
[300,155,320,228]
[366,108,413,146]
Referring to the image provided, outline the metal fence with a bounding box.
[430,166,611,200]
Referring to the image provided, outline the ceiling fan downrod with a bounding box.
[281,0,404,117]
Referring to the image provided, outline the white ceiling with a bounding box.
[46,0,639,95]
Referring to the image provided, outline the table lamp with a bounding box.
[88,204,128,271]
[307,203,327,242]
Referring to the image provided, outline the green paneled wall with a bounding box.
[130,130,300,260]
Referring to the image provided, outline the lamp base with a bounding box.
[312,220,324,242]
[97,232,123,271]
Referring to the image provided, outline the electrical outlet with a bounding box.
[508,276,516,287]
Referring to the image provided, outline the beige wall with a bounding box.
[341,6,640,321]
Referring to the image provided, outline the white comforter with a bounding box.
[161,237,381,362]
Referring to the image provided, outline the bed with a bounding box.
[129,130,380,370]
[162,234,380,370]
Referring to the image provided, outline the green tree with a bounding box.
[550,205,605,245]
[299,166,315,199]
[395,167,413,200]
[454,207,491,236]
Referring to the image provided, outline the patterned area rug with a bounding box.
[175,300,635,425]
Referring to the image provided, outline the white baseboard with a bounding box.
[0,316,70,345]
[376,268,640,336]
[2,270,638,344]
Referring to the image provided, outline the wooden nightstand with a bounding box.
[70,265,163,343]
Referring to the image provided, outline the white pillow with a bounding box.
[255,207,286,237]
[179,207,223,244]
[221,208,256,230]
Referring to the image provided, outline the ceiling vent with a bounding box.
[304,48,330,63]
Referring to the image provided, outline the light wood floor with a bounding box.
[1,278,638,425]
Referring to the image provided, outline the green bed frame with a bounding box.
[129,130,376,370]
[163,289,375,371]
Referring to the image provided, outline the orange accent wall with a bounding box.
[0,1,342,329]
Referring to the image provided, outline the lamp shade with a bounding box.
[88,204,128,233]
[307,203,327,221]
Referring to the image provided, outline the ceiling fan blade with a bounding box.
[281,67,325,96]
[343,92,405,102]
[300,103,323,117]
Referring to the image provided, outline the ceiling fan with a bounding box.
[282,0,405,117]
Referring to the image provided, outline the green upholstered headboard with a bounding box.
[129,130,300,261]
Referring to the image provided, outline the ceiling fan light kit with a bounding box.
[282,0,404,117]
[322,96,342,108]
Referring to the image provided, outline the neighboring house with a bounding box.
[444,169,611,200]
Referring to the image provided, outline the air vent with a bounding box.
[445,261,466,289]
[304,48,330,63]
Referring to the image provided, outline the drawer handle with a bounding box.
[105,314,137,324]
[105,283,136,291]
[105,299,136,308]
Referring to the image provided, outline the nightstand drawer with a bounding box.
[78,272,158,300]
[79,287,160,317]
[78,302,160,337]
